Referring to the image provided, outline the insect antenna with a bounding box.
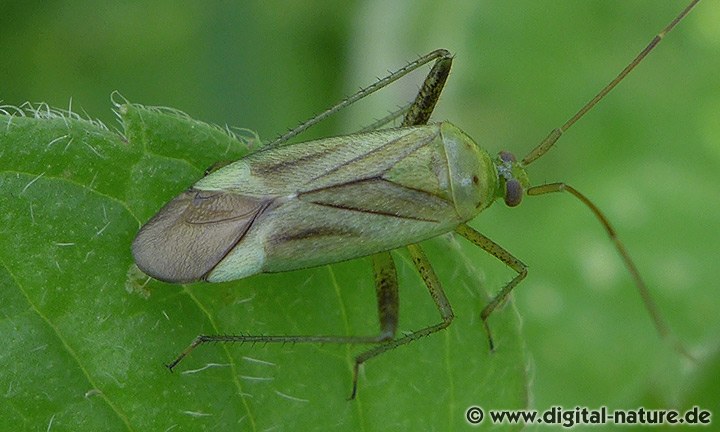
[525,183,694,361]
[520,1,700,361]
[521,0,700,166]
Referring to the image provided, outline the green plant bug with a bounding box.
[132,1,699,399]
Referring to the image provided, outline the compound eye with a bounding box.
[504,178,523,207]
[499,150,516,163]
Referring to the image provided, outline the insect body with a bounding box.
[133,122,517,283]
[132,1,698,399]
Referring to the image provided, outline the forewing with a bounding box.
[194,126,443,195]
[132,189,269,283]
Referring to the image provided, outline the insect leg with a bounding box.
[354,101,413,133]
[372,251,400,340]
[349,243,454,399]
[268,49,453,146]
[454,223,528,351]
[356,47,452,133]
[165,252,401,381]
[401,51,452,127]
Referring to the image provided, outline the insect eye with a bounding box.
[499,150,516,163]
[504,178,523,207]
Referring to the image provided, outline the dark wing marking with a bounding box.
[299,177,454,222]
[270,226,360,244]
[132,189,270,283]
[249,143,345,177]
[305,127,438,190]
[294,127,457,222]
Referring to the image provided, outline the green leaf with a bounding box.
[1,102,527,430]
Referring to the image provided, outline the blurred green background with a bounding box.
[2,1,719,430]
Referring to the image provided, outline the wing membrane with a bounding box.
[132,189,270,282]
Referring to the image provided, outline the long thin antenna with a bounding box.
[522,0,700,166]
